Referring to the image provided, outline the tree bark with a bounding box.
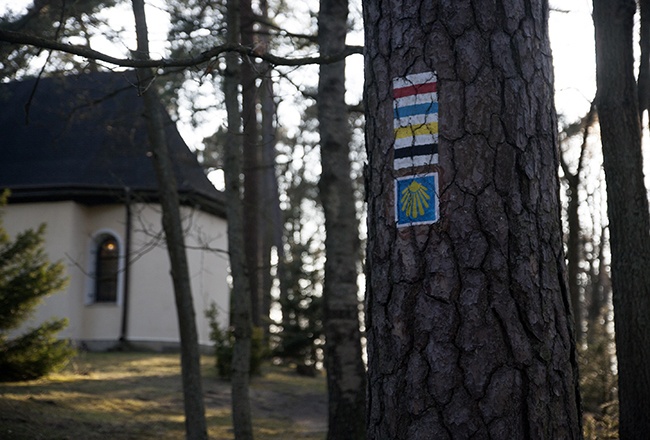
[260,68,278,343]
[224,0,254,438]
[363,1,582,438]
[259,0,279,341]
[317,0,366,438]
[131,1,207,439]
[593,0,650,437]
[240,0,266,331]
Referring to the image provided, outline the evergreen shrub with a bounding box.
[205,303,264,378]
[0,192,75,381]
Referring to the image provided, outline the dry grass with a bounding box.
[0,352,327,440]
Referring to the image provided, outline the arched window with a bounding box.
[95,236,119,302]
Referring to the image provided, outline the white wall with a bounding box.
[184,207,230,345]
[127,203,230,346]
[80,204,126,342]
[3,201,93,340]
[3,200,229,349]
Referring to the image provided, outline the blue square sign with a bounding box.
[395,173,439,227]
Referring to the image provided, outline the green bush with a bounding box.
[0,191,75,381]
[0,319,75,381]
[205,303,264,378]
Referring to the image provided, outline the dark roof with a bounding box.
[0,71,225,217]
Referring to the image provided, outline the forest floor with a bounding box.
[0,351,327,439]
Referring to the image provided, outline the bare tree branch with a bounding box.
[0,28,363,68]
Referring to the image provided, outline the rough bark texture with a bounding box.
[593,0,650,438]
[363,1,582,438]
[225,0,254,438]
[132,1,207,439]
[317,0,367,438]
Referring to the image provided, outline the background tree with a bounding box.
[0,193,74,382]
[559,105,595,344]
[240,0,267,334]
[559,109,617,434]
[257,0,281,344]
[131,0,208,438]
[272,142,325,373]
[363,1,582,437]
[317,0,366,438]
[593,0,650,437]
[224,0,254,437]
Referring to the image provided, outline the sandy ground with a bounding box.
[203,369,328,435]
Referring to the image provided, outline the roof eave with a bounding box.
[3,186,227,219]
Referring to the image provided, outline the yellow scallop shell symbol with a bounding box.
[400,180,430,219]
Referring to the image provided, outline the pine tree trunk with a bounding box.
[260,72,278,342]
[363,1,582,438]
[317,0,366,438]
[131,2,207,439]
[586,227,608,341]
[593,0,650,437]
[259,0,279,341]
[240,0,265,331]
[225,0,254,438]
[565,171,582,342]
[560,106,595,345]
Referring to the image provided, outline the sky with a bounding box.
[549,0,596,122]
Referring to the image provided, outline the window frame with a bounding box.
[85,230,124,306]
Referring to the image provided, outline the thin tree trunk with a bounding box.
[593,0,650,437]
[224,0,254,438]
[259,0,279,341]
[560,105,595,344]
[240,0,265,331]
[131,1,207,439]
[565,176,582,338]
[317,0,366,438]
[363,1,582,437]
[586,225,608,344]
[260,71,278,341]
